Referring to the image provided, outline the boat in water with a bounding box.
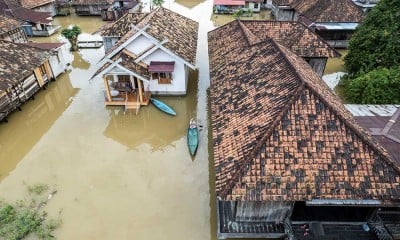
[187,118,199,156]
[150,98,176,116]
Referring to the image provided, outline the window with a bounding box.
[254,3,259,8]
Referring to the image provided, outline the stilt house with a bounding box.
[0,14,27,43]
[73,0,113,15]
[92,7,198,113]
[209,20,400,240]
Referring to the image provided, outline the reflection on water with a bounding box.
[0,74,79,180]
[71,51,91,70]
[104,73,198,151]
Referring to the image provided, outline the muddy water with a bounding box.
[0,2,215,240]
[324,49,349,75]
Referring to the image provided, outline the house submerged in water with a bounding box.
[92,7,198,113]
[209,20,400,240]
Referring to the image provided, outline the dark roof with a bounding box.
[93,49,150,80]
[0,13,20,34]
[73,0,113,5]
[0,40,52,90]
[272,0,292,5]
[22,41,65,50]
[208,20,400,202]
[0,0,52,24]
[240,20,340,58]
[19,0,53,9]
[103,7,198,66]
[291,0,363,23]
[355,108,400,163]
[94,12,148,36]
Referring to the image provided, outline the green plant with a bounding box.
[344,67,400,104]
[61,25,82,51]
[152,0,164,8]
[28,184,49,195]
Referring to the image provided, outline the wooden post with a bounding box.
[137,78,143,103]
[33,67,45,87]
[44,60,54,80]
[103,76,111,102]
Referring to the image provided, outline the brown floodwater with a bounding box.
[0,1,216,239]
[0,2,346,238]
[324,49,349,75]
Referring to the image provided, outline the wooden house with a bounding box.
[22,42,70,77]
[18,0,57,16]
[213,0,261,14]
[0,14,28,43]
[55,0,72,16]
[209,21,400,240]
[272,0,364,48]
[101,0,141,21]
[73,0,113,15]
[0,40,55,122]
[214,20,340,76]
[92,8,198,113]
[0,0,61,36]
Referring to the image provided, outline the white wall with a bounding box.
[125,34,154,55]
[248,2,261,12]
[142,48,187,95]
[49,44,70,77]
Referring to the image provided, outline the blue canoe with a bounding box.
[150,98,176,116]
[187,118,199,156]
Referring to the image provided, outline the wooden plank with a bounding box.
[44,61,54,80]
[137,78,143,103]
[33,67,45,87]
[103,76,112,102]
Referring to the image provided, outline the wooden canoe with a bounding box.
[187,118,199,156]
[150,98,176,116]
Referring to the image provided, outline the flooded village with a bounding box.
[0,0,399,240]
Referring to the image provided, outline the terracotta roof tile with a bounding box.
[208,20,400,202]
[73,0,113,5]
[0,14,20,34]
[19,0,53,9]
[241,20,339,58]
[0,40,52,90]
[0,1,53,23]
[101,7,198,65]
[291,0,363,23]
[94,12,148,36]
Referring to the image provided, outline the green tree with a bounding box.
[152,0,164,8]
[345,67,400,104]
[344,0,400,75]
[61,25,82,51]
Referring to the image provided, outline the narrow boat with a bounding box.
[150,98,176,116]
[187,118,199,156]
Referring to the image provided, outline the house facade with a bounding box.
[209,21,400,240]
[272,0,364,48]
[0,40,55,122]
[23,42,70,77]
[217,20,339,76]
[92,8,198,113]
[101,0,141,21]
[0,0,61,36]
[0,14,28,43]
[213,0,261,14]
[73,0,113,15]
[19,0,57,16]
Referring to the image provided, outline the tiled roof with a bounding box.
[73,0,113,5]
[291,0,363,23]
[19,0,53,9]
[93,50,150,80]
[240,20,340,58]
[0,0,53,23]
[0,40,52,90]
[0,14,20,34]
[22,41,65,50]
[103,7,198,66]
[208,20,400,202]
[94,12,148,36]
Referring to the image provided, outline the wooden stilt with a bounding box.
[103,76,112,102]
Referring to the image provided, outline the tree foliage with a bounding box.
[61,25,82,51]
[152,0,164,8]
[344,0,400,75]
[345,67,400,104]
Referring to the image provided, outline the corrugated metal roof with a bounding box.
[315,22,358,30]
[345,104,400,117]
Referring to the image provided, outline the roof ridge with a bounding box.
[274,41,400,174]
[219,38,305,198]
[237,20,262,46]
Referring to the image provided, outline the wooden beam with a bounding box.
[33,67,45,87]
[103,76,112,102]
[137,77,143,103]
[44,60,54,80]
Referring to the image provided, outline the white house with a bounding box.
[92,7,198,112]
[23,42,70,77]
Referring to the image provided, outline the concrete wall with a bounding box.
[33,3,57,17]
